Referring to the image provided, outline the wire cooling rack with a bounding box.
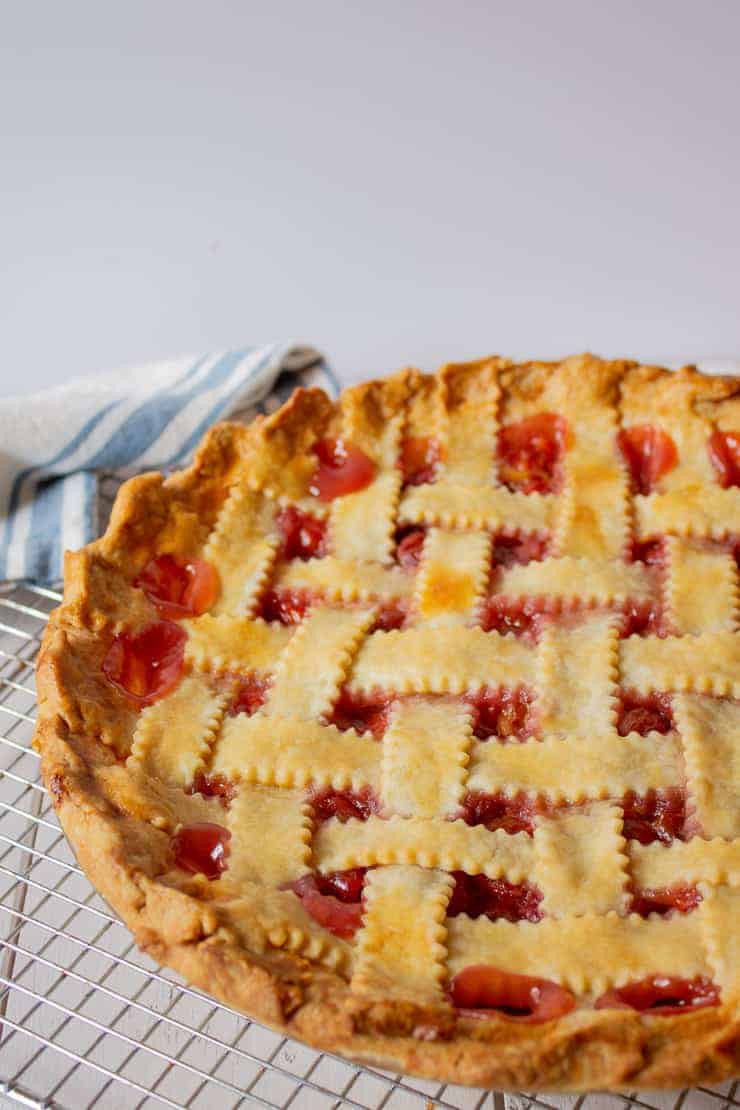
[0,583,738,1110]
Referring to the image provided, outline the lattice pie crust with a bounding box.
[36,355,740,1091]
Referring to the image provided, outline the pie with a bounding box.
[35,354,740,1092]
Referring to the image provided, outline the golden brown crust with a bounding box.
[35,354,740,1091]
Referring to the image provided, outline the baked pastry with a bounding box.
[35,354,740,1092]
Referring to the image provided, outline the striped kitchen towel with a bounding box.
[0,343,337,584]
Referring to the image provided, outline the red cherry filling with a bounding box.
[467,686,538,742]
[622,789,686,845]
[631,884,702,918]
[617,691,673,736]
[491,532,549,568]
[595,975,719,1014]
[630,537,666,566]
[136,554,220,620]
[460,791,537,837]
[479,597,543,642]
[708,429,740,488]
[276,506,327,560]
[228,674,270,716]
[258,588,313,624]
[188,773,237,808]
[399,437,440,487]
[395,527,426,569]
[327,689,392,739]
[102,620,186,706]
[172,822,230,880]
[310,787,379,824]
[447,872,542,923]
[621,600,666,638]
[370,600,408,632]
[451,966,576,1021]
[497,413,566,494]
[617,426,678,496]
[290,870,367,938]
[310,438,375,501]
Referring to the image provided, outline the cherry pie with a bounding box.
[36,355,740,1090]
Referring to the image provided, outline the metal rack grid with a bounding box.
[0,583,737,1110]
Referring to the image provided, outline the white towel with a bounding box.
[0,343,336,583]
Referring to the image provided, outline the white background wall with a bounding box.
[1,0,739,396]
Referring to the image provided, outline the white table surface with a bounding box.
[1,0,739,398]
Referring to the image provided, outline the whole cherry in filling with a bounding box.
[617,691,673,736]
[497,413,566,494]
[467,686,538,741]
[172,822,231,880]
[290,869,367,938]
[596,975,719,1014]
[136,554,219,619]
[460,791,537,836]
[310,787,379,824]
[276,506,327,560]
[447,872,542,923]
[708,429,740,488]
[399,437,440,486]
[102,620,186,706]
[327,689,392,739]
[451,966,575,1022]
[621,789,686,845]
[631,884,702,917]
[310,438,375,501]
[617,425,678,495]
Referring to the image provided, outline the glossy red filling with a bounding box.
[491,532,549,568]
[467,686,538,741]
[621,600,667,638]
[595,975,719,1014]
[497,413,566,494]
[228,674,270,716]
[327,689,392,739]
[630,537,666,566]
[188,773,237,808]
[622,789,686,845]
[617,425,678,495]
[631,884,702,917]
[399,437,440,487]
[447,872,542,923]
[102,620,186,706]
[460,791,537,837]
[310,787,379,824]
[617,691,673,736]
[708,429,740,488]
[276,506,327,560]
[258,588,313,624]
[395,527,426,569]
[136,554,220,620]
[370,600,408,632]
[479,597,544,642]
[451,966,575,1022]
[290,870,367,938]
[310,438,375,501]
[172,822,230,880]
